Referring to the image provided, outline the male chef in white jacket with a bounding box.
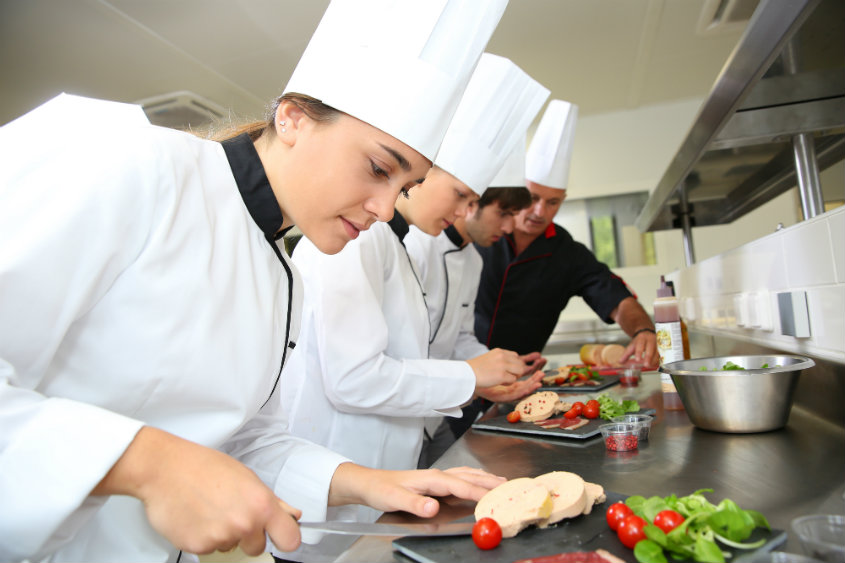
[407,142,549,467]
[0,1,512,561]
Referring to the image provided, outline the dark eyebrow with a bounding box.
[378,143,411,172]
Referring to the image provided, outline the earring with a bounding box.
[279,120,286,133]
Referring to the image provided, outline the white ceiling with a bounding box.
[0,0,751,127]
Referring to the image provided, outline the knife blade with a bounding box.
[297,520,475,537]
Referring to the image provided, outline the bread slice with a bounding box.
[514,391,561,422]
[600,344,626,367]
[533,471,588,527]
[474,477,553,538]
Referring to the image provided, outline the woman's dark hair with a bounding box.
[209,93,341,142]
[477,186,531,213]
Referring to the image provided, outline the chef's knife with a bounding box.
[298,520,475,537]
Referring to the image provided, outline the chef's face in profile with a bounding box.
[272,101,431,255]
[466,200,517,247]
[404,166,479,236]
[514,180,566,237]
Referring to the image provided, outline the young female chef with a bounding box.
[0,1,510,561]
[280,53,548,533]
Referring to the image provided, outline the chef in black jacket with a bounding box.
[475,100,659,366]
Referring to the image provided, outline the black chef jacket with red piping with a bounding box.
[474,222,634,355]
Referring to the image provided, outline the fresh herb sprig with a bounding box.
[626,489,771,563]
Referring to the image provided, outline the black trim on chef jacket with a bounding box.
[429,225,466,344]
[387,209,432,358]
[474,222,634,356]
[221,134,295,407]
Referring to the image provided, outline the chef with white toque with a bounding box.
[280,54,548,561]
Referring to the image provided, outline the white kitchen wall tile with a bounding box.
[827,208,844,283]
[783,218,836,287]
[808,285,845,354]
[744,234,789,291]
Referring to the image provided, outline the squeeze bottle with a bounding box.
[654,275,685,410]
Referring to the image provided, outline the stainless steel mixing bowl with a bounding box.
[659,355,815,433]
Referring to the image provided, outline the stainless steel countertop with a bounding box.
[336,372,845,563]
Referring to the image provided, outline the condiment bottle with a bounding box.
[666,281,691,360]
[654,276,685,410]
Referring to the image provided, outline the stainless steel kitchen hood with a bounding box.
[635,0,845,237]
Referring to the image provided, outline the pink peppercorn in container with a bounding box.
[599,423,639,452]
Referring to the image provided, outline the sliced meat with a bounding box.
[533,471,588,527]
[513,549,627,563]
[582,482,607,514]
[558,417,589,431]
[514,391,562,422]
[474,477,552,538]
[600,344,626,367]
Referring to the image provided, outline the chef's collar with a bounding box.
[221,134,291,240]
[388,209,410,244]
[445,224,465,248]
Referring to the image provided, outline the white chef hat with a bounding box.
[284,0,508,161]
[525,99,579,190]
[433,54,549,195]
[488,134,527,188]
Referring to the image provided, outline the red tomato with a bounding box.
[653,509,685,533]
[582,402,600,419]
[563,408,579,419]
[472,518,502,550]
[606,502,633,531]
[585,399,600,409]
[617,514,647,549]
[506,411,521,423]
[555,376,566,385]
[571,402,585,415]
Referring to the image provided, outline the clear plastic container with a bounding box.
[619,366,641,387]
[611,414,653,441]
[791,514,845,562]
[599,423,639,452]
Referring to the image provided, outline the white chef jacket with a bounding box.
[404,226,490,361]
[403,225,490,439]
[282,214,476,489]
[0,94,348,563]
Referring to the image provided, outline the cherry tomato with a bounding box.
[555,376,566,385]
[653,509,685,533]
[571,402,585,415]
[617,514,647,549]
[472,517,502,550]
[563,408,579,419]
[606,502,633,531]
[585,399,600,409]
[582,402,600,419]
[506,411,521,423]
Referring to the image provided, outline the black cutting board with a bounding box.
[472,405,656,441]
[538,373,621,393]
[392,491,786,563]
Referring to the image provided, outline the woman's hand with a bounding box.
[476,370,544,403]
[327,463,505,517]
[93,426,302,555]
[467,348,525,388]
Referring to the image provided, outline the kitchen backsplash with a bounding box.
[668,205,844,365]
